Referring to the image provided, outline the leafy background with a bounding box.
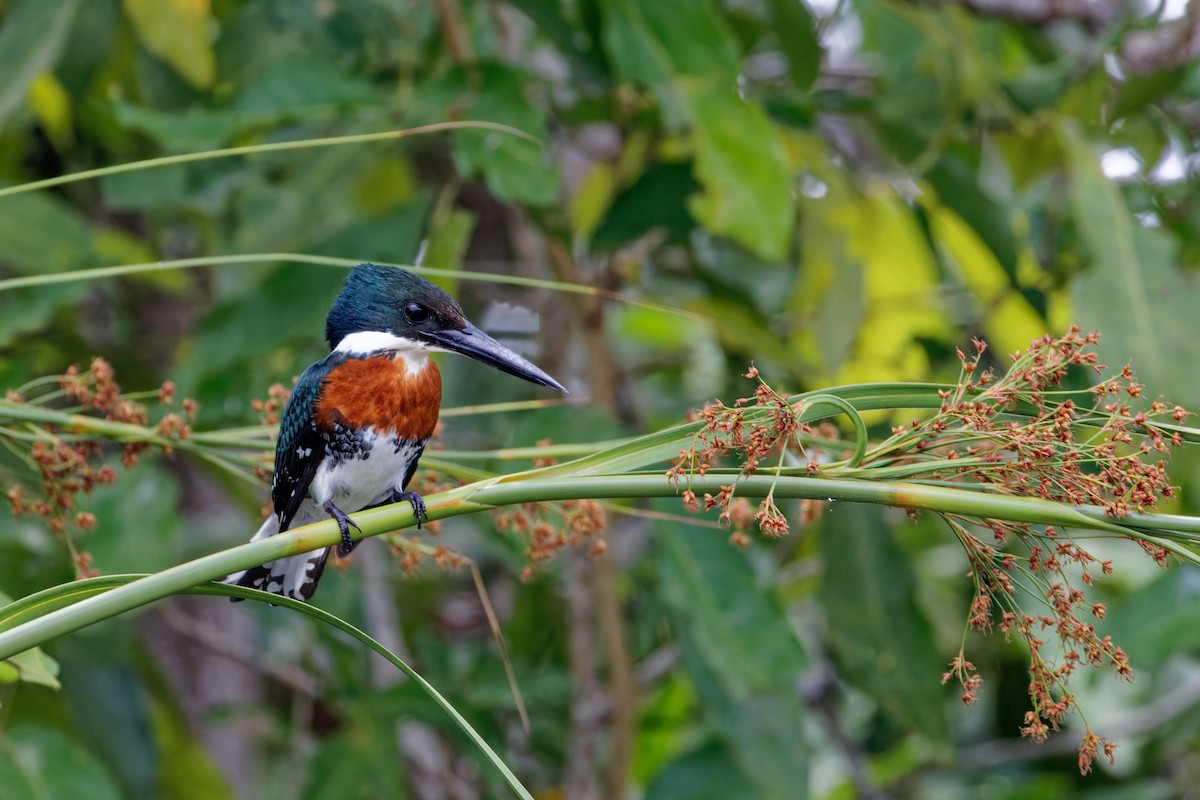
[3,0,1200,797]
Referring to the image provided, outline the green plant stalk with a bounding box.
[188,398,574,448]
[0,123,538,201]
[801,393,868,467]
[3,472,1198,661]
[0,253,550,293]
[0,252,711,325]
[14,576,533,800]
[0,400,255,464]
[0,400,264,482]
[0,383,947,479]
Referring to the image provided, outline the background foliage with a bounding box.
[3,0,1200,797]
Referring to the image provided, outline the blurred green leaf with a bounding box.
[926,153,1018,279]
[681,81,793,262]
[84,466,181,575]
[632,673,697,786]
[122,0,215,90]
[592,162,698,251]
[0,591,59,696]
[1003,63,1073,115]
[231,52,379,113]
[423,208,476,272]
[854,0,945,138]
[60,657,157,799]
[767,0,821,91]
[0,283,88,349]
[309,200,432,262]
[148,692,234,800]
[26,73,73,151]
[351,155,418,215]
[1066,125,1200,401]
[507,0,592,68]
[929,204,1047,356]
[602,0,740,83]
[0,194,94,273]
[790,220,864,378]
[645,740,760,800]
[569,163,616,240]
[0,193,94,347]
[1104,569,1200,668]
[601,0,740,129]
[0,725,123,800]
[452,66,558,207]
[178,265,344,405]
[602,0,673,86]
[1112,68,1187,122]
[230,148,373,253]
[303,720,405,800]
[2,648,60,692]
[111,101,267,153]
[0,0,81,134]
[100,156,191,209]
[658,527,809,798]
[660,528,804,697]
[819,503,949,742]
[795,182,949,385]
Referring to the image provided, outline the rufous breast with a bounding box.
[315,356,442,441]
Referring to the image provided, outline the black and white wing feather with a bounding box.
[271,357,335,530]
[222,358,337,601]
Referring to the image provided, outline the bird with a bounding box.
[223,263,566,601]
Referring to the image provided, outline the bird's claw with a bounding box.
[324,500,362,557]
[392,490,428,529]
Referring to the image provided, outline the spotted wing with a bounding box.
[271,357,335,531]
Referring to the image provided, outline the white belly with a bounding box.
[308,428,425,513]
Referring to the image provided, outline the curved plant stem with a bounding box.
[803,393,869,468]
[0,123,537,201]
[0,252,711,324]
[0,576,533,800]
[2,472,1197,662]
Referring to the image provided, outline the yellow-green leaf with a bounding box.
[0,0,80,133]
[0,592,60,697]
[122,0,216,90]
[795,179,949,385]
[569,163,616,240]
[352,156,417,215]
[4,648,60,691]
[26,72,73,149]
[929,204,1046,355]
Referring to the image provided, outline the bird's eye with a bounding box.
[403,303,430,323]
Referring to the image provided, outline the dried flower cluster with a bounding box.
[671,328,1190,774]
[381,535,467,575]
[886,329,1185,520]
[249,382,294,482]
[250,382,292,427]
[914,330,1186,773]
[494,440,608,577]
[667,364,837,544]
[3,358,197,577]
[372,464,461,574]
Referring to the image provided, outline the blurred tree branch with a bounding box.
[937,0,1125,29]
[1121,0,1200,74]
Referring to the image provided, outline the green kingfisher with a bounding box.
[223,263,566,601]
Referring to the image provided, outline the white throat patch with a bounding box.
[334,331,434,375]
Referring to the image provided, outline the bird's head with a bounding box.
[325,263,566,392]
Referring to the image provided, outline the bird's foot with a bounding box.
[324,500,362,557]
[392,490,428,529]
